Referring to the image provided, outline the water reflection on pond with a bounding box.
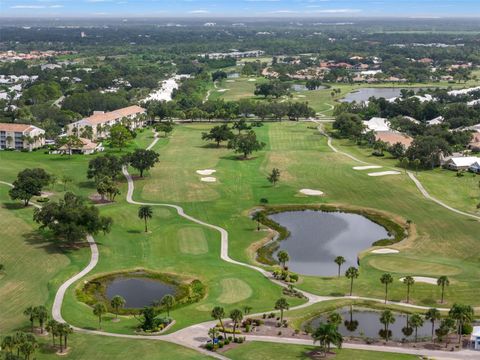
[269,210,391,276]
[340,87,425,103]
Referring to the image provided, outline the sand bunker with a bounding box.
[200,177,217,183]
[196,169,216,176]
[371,248,399,254]
[399,276,437,285]
[217,89,229,92]
[353,165,382,170]
[248,78,257,82]
[299,189,324,196]
[368,171,401,177]
[226,80,235,83]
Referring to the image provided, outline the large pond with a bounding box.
[105,276,176,308]
[310,307,438,341]
[291,84,326,92]
[340,87,424,103]
[269,210,391,276]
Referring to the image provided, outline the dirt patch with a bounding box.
[88,193,114,204]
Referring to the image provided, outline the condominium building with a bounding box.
[0,123,45,151]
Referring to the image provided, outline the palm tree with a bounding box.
[380,273,393,304]
[208,327,219,342]
[138,205,153,232]
[110,295,126,320]
[449,303,474,345]
[312,322,343,356]
[379,310,396,342]
[19,338,37,360]
[229,309,243,340]
[327,312,342,327]
[36,305,48,334]
[1,335,15,355]
[211,306,226,339]
[334,256,346,277]
[46,319,59,347]
[274,297,290,323]
[403,276,415,304]
[251,212,264,231]
[277,250,290,270]
[243,305,252,315]
[93,302,107,329]
[345,266,359,296]
[23,306,37,332]
[425,308,441,342]
[160,294,176,317]
[13,332,27,357]
[57,323,73,353]
[437,276,449,304]
[413,158,421,175]
[409,313,424,343]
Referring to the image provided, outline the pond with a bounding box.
[309,307,438,341]
[291,84,326,92]
[105,276,177,308]
[269,210,391,276]
[340,87,424,103]
[227,72,240,78]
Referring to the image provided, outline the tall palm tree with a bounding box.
[379,310,396,342]
[277,250,290,270]
[211,306,226,339]
[93,303,107,329]
[229,309,243,340]
[449,303,474,345]
[437,276,449,304]
[23,306,37,332]
[110,295,126,320]
[243,305,252,315]
[403,276,415,304]
[312,322,343,356]
[138,205,153,232]
[274,297,290,323]
[46,319,59,347]
[334,256,346,277]
[380,273,393,304]
[1,335,15,355]
[409,313,424,343]
[36,305,48,334]
[251,212,264,231]
[425,308,441,342]
[57,323,73,353]
[160,294,176,317]
[345,267,359,296]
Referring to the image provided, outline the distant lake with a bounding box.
[340,87,424,103]
[291,84,326,92]
[227,72,240,78]
[269,210,391,276]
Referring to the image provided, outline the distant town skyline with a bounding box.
[1,0,480,18]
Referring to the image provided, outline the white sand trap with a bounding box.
[371,248,399,254]
[299,189,324,196]
[217,89,229,92]
[353,165,382,170]
[368,171,401,177]
[200,177,216,183]
[296,94,306,98]
[248,78,257,82]
[196,169,216,176]
[399,276,437,285]
[226,80,235,83]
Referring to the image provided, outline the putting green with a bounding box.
[178,227,209,255]
[217,278,253,304]
[367,256,462,276]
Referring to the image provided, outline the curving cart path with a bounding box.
[40,129,479,359]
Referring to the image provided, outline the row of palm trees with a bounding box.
[1,332,38,360]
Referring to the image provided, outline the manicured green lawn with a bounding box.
[224,341,417,360]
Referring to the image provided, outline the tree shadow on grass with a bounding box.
[23,230,95,255]
[2,201,28,210]
[78,181,96,189]
[220,154,258,161]
[127,229,142,234]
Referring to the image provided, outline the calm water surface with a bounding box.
[105,277,176,308]
[270,210,391,276]
[310,307,438,341]
[340,87,424,103]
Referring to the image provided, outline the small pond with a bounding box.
[227,72,240,78]
[340,87,424,103]
[105,276,177,308]
[309,307,438,341]
[291,84,326,92]
[269,210,391,276]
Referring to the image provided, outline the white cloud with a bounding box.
[188,10,210,14]
[312,8,362,13]
[11,5,46,8]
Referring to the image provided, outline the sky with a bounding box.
[1,0,480,18]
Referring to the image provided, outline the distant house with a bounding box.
[375,131,413,148]
[468,132,480,152]
[427,116,444,126]
[471,326,480,350]
[0,123,45,151]
[363,117,391,132]
[443,156,480,171]
[66,105,146,139]
[470,161,480,174]
[58,137,103,155]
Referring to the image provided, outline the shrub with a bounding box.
[245,324,251,332]
[262,313,267,319]
[218,341,224,348]
[37,197,50,203]
[205,343,214,351]
[462,323,473,335]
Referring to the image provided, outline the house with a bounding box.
[468,132,480,152]
[66,105,146,139]
[58,137,103,155]
[363,117,391,132]
[427,116,444,126]
[443,156,480,171]
[471,326,480,350]
[375,131,413,148]
[0,123,45,151]
[470,161,480,174]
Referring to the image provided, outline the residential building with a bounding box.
[443,156,480,171]
[375,131,413,148]
[58,137,103,155]
[0,123,45,151]
[468,132,480,152]
[66,105,146,139]
[470,161,480,174]
[471,326,480,350]
[363,117,391,132]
